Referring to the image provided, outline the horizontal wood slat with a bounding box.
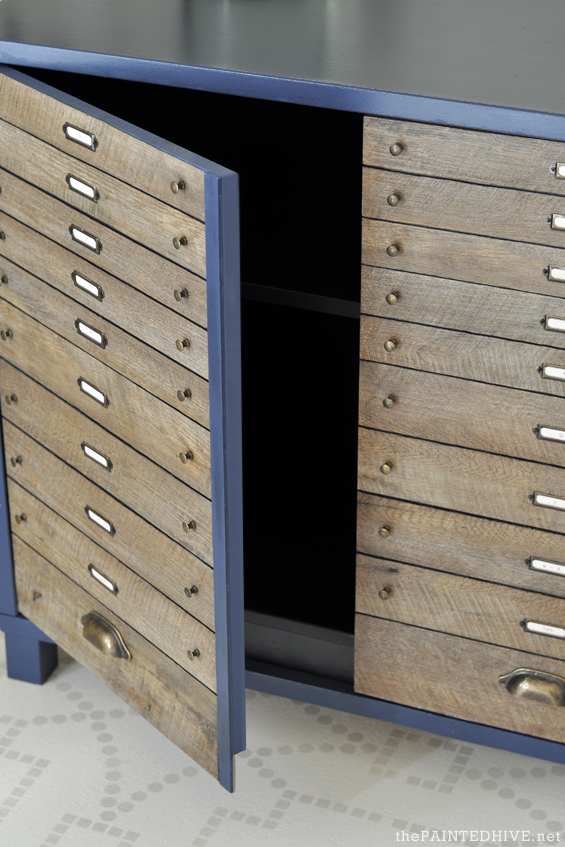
[359,361,565,466]
[11,484,216,686]
[13,536,219,777]
[0,360,213,567]
[355,615,565,743]
[357,555,565,661]
[357,492,565,599]
[0,256,210,419]
[358,427,565,533]
[363,117,565,196]
[0,209,207,328]
[360,315,565,397]
[0,300,211,497]
[0,70,206,222]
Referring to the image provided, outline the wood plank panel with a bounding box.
[358,427,565,533]
[0,256,210,415]
[0,360,213,567]
[363,117,565,196]
[14,537,219,777]
[359,361,565,466]
[0,300,211,497]
[355,615,565,743]
[362,266,565,347]
[357,555,565,661]
[0,209,207,328]
[10,484,216,687]
[357,492,565,598]
[0,70,206,222]
[0,168,206,282]
[363,168,565,248]
[360,315,565,397]
[3,421,214,586]
[362,220,565,295]
[0,117,207,267]
[9,477,214,630]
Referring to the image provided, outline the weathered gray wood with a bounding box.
[364,117,565,196]
[0,116,207,268]
[362,220,565,295]
[355,615,565,743]
[4,421,214,591]
[0,209,207,328]
[360,315,565,397]
[14,536,219,777]
[363,167,565,248]
[357,492,565,598]
[0,168,206,283]
[11,484,216,686]
[357,554,565,662]
[0,70,206,222]
[359,361,565,466]
[358,427,565,533]
[0,300,211,497]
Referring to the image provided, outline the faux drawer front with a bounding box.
[4,422,213,600]
[358,428,565,533]
[0,300,211,497]
[355,615,565,743]
[363,168,565,249]
[0,361,213,566]
[0,116,207,270]
[11,487,215,686]
[359,361,565,467]
[357,555,565,662]
[358,492,565,599]
[0,255,210,423]
[0,210,207,328]
[364,117,565,196]
[13,536,219,779]
[361,314,565,397]
[362,265,565,346]
[0,69,206,221]
[362,220,565,295]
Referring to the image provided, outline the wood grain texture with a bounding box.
[357,554,565,662]
[13,536,219,778]
[0,255,210,413]
[0,117,207,268]
[354,614,565,742]
[0,70,206,223]
[357,492,565,598]
[362,265,565,346]
[0,209,207,328]
[362,220,565,295]
[0,168,206,284]
[3,421,214,591]
[0,300,211,497]
[360,315,565,397]
[363,167,565,249]
[363,117,565,196]
[10,483,216,687]
[359,361,565,467]
[358,427,565,533]
[0,360,213,568]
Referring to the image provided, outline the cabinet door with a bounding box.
[0,66,244,791]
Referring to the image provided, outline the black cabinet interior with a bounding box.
[13,68,362,633]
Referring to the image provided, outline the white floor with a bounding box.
[0,631,564,847]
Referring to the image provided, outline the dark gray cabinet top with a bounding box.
[0,0,564,137]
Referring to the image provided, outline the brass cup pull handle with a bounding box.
[498,668,565,707]
[81,612,131,660]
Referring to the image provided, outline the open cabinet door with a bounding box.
[0,65,244,791]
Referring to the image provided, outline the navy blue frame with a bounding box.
[0,66,245,791]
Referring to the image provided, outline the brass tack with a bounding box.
[386,291,400,305]
[177,388,192,402]
[184,585,199,598]
[379,588,391,600]
[386,243,400,257]
[378,525,391,538]
[182,520,197,533]
[389,143,403,156]
[174,288,189,301]
[176,337,190,351]
[179,450,194,464]
[380,462,393,475]
[170,180,186,194]
[384,339,398,352]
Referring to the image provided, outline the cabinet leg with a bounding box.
[4,632,58,684]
